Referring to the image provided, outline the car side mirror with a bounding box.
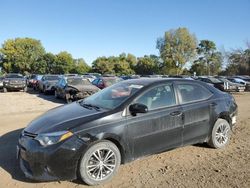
[129,103,148,116]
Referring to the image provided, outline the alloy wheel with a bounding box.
[86,148,116,181]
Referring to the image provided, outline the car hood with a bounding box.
[24,102,107,134]
[68,84,99,92]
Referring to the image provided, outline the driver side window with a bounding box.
[134,84,176,111]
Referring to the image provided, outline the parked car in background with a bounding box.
[92,76,123,89]
[169,75,194,80]
[197,77,225,91]
[28,74,37,87]
[38,75,61,94]
[0,77,4,89]
[227,77,250,91]
[3,73,27,92]
[32,75,43,90]
[216,77,245,92]
[83,73,101,79]
[233,75,250,82]
[55,76,100,103]
[82,74,96,82]
[64,74,78,77]
[18,78,237,185]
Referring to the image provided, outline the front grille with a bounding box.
[23,131,37,138]
[10,80,23,84]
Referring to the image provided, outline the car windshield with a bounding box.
[5,74,23,78]
[82,82,144,110]
[67,78,91,85]
[44,75,60,80]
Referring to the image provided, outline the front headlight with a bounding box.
[35,131,73,147]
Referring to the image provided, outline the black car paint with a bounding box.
[18,79,237,181]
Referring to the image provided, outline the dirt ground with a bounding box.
[0,91,249,188]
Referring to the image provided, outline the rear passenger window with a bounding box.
[177,84,212,104]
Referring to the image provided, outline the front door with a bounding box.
[126,84,183,159]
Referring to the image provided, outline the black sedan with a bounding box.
[18,78,237,185]
[197,77,225,91]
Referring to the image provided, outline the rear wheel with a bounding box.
[23,86,27,92]
[78,140,121,185]
[208,118,231,149]
[3,87,7,93]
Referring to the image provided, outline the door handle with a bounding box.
[170,111,183,116]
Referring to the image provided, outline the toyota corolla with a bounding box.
[18,78,237,185]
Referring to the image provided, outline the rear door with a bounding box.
[126,83,183,159]
[175,82,213,145]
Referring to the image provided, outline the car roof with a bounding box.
[121,78,199,86]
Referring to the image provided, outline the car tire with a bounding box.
[208,118,231,149]
[3,87,7,93]
[78,140,121,186]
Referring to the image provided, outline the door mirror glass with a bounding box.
[129,103,148,116]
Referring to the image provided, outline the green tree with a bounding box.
[189,58,207,76]
[42,52,57,73]
[0,38,45,74]
[71,58,90,74]
[224,48,250,75]
[91,53,136,75]
[54,51,74,74]
[156,27,197,75]
[196,40,222,75]
[134,55,157,75]
[92,57,114,74]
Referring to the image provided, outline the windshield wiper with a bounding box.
[80,102,100,111]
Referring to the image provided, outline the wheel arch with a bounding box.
[95,133,127,164]
[217,112,232,127]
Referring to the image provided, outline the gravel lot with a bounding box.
[0,91,250,188]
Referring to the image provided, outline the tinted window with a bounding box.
[177,84,212,104]
[135,84,176,110]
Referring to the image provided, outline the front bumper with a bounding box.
[4,83,26,89]
[18,133,88,181]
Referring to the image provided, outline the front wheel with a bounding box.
[78,140,121,186]
[208,118,231,149]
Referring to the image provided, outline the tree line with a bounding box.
[0,28,249,76]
